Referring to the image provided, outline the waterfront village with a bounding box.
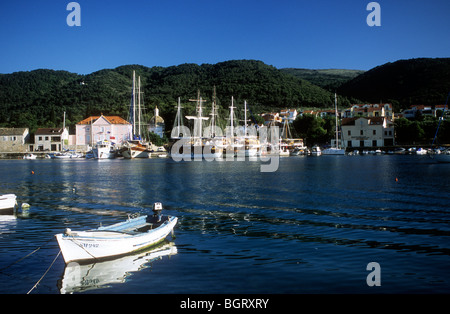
[0,99,448,160]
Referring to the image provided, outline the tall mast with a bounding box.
[230,96,235,138]
[132,71,136,137]
[188,89,208,139]
[210,86,217,137]
[244,100,248,136]
[138,76,141,138]
[171,97,184,139]
[177,97,182,134]
[335,93,338,149]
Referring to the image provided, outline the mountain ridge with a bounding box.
[1,58,449,133]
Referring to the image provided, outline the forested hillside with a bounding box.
[1,58,449,134]
[280,68,364,91]
[338,58,450,111]
[0,60,342,133]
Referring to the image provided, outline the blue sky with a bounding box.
[1,0,449,74]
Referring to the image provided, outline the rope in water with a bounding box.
[0,237,54,273]
[27,250,61,294]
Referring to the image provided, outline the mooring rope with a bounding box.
[0,237,54,273]
[27,250,61,294]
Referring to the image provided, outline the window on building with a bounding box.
[348,130,351,136]
[38,136,43,141]
[360,130,364,136]
[372,140,377,147]
[360,140,364,147]
[347,141,352,147]
[373,130,376,135]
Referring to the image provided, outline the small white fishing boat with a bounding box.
[415,147,427,155]
[93,140,116,159]
[60,242,177,293]
[23,153,37,160]
[0,194,17,211]
[310,145,322,156]
[55,203,177,264]
[322,147,345,155]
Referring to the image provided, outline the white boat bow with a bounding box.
[56,205,177,264]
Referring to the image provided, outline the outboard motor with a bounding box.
[152,202,163,222]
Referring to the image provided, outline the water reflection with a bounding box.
[59,241,177,294]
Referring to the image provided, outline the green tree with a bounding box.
[293,114,328,146]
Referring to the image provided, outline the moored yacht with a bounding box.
[310,145,322,156]
[93,139,117,159]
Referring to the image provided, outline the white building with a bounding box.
[279,109,298,123]
[343,104,394,120]
[76,115,132,147]
[341,117,395,148]
[34,128,69,152]
[399,105,447,119]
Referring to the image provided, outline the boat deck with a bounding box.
[97,215,170,235]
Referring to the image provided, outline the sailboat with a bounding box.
[171,97,188,140]
[185,90,209,159]
[171,90,223,160]
[237,101,260,157]
[279,111,305,156]
[322,93,346,155]
[122,71,153,159]
[203,87,224,159]
[223,96,243,157]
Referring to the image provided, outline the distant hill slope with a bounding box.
[0,60,340,132]
[280,68,365,91]
[1,58,449,133]
[338,58,450,111]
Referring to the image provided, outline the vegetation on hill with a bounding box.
[338,58,450,112]
[1,58,449,146]
[0,60,342,133]
[281,68,364,91]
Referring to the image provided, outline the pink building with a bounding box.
[76,115,132,147]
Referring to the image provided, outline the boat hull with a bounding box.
[93,148,116,159]
[122,147,151,159]
[322,148,346,155]
[55,215,177,264]
[0,194,17,211]
[434,153,450,163]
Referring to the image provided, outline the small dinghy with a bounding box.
[0,194,17,212]
[55,203,178,264]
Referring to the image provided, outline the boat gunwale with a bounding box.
[57,216,176,241]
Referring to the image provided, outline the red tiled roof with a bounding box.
[77,115,130,125]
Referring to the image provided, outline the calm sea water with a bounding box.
[0,155,449,294]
